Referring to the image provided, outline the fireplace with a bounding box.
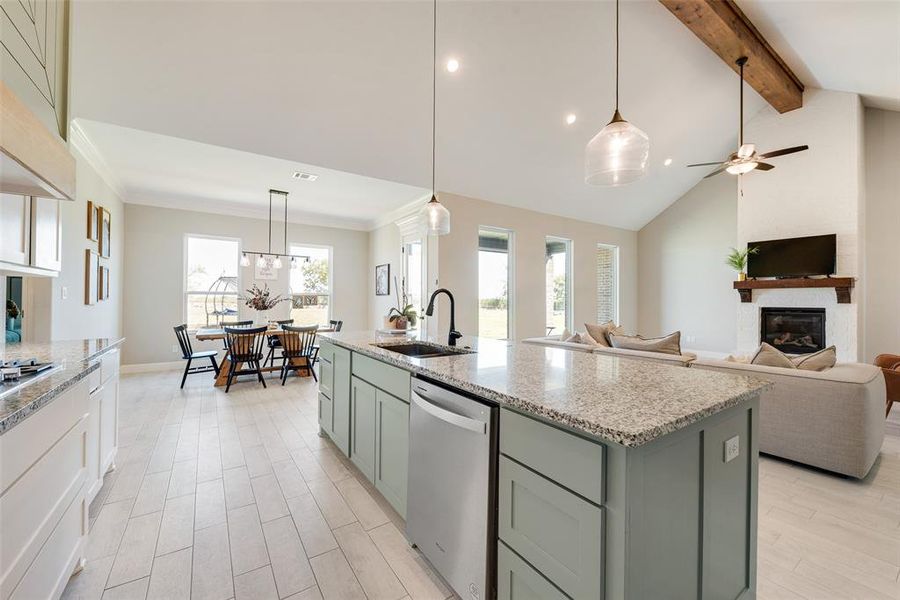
[760,308,826,354]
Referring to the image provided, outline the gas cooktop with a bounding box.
[0,359,61,399]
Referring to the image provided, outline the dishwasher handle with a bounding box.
[412,390,487,434]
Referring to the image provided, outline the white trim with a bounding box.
[375,195,431,231]
[121,361,183,374]
[69,120,127,199]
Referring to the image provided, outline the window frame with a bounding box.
[596,243,620,324]
[183,233,242,331]
[289,243,334,326]
[477,225,516,341]
[545,235,573,334]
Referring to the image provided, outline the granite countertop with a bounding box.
[321,331,771,447]
[0,338,125,434]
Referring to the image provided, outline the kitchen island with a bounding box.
[1,338,123,600]
[316,331,771,600]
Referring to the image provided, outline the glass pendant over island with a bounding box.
[421,0,450,236]
[422,194,450,236]
[585,0,649,186]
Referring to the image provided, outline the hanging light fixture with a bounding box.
[420,0,451,235]
[585,0,649,186]
[242,189,310,268]
[240,253,250,267]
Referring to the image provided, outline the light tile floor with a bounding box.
[61,369,900,599]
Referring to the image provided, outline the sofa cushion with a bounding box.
[751,342,796,369]
[609,331,682,356]
[584,321,622,347]
[791,346,837,371]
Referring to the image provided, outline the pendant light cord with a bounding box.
[739,58,744,146]
[615,0,619,112]
[267,190,272,253]
[431,0,437,196]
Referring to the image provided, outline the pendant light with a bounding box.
[421,0,451,235]
[242,189,309,268]
[585,0,649,186]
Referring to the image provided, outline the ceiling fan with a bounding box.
[688,56,808,178]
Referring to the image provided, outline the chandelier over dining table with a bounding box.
[239,189,310,269]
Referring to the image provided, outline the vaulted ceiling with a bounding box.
[68,1,897,231]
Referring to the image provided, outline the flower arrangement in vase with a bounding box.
[243,284,288,325]
[388,276,417,330]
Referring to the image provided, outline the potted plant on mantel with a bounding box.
[726,246,759,281]
[387,276,418,330]
[243,284,289,326]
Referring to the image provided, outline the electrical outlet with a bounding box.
[61,286,68,300]
[724,436,740,463]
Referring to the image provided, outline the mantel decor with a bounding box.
[733,277,855,304]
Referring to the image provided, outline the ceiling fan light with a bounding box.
[726,161,758,175]
[737,143,756,159]
[585,118,650,186]
[421,195,450,236]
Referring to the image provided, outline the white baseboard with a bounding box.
[121,361,183,374]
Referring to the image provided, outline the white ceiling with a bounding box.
[72,119,429,230]
[68,1,897,232]
[737,0,900,112]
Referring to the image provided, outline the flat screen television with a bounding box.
[746,234,836,278]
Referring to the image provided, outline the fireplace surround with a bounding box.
[760,308,826,354]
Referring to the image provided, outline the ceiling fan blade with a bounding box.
[755,162,775,171]
[687,161,724,167]
[703,166,729,179]
[758,145,809,159]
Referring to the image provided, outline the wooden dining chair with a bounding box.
[223,325,268,392]
[219,320,253,348]
[265,319,295,367]
[875,354,900,417]
[279,324,319,384]
[173,324,220,389]
[329,319,343,332]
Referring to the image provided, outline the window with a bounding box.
[290,245,332,326]
[478,227,514,340]
[597,244,619,323]
[545,236,572,334]
[402,239,424,314]
[184,235,240,329]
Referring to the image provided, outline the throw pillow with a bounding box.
[558,327,571,341]
[791,346,837,371]
[578,331,599,346]
[750,343,796,369]
[608,331,682,356]
[584,321,623,347]
[564,332,584,344]
[726,354,752,364]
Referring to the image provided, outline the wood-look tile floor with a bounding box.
[61,370,900,600]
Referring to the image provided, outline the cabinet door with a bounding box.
[30,197,61,271]
[0,193,30,265]
[86,386,103,502]
[498,542,568,600]
[375,390,409,518]
[99,378,118,474]
[330,346,351,456]
[318,343,335,398]
[318,392,334,435]
[350,376,377,482]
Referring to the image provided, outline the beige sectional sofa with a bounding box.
[693,359,885,478]
[522,335,697,367]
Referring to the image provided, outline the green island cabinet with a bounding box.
[318,343,410,518]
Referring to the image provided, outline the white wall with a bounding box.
[434,193,637,342]
[864,108,900,361]
[737,89,864,361]
[638,175,738,351]
[122,203,368,365]
[368,222,401,329]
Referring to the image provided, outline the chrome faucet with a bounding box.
[425,288,462,346]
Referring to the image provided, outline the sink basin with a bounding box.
[372,342,474,359]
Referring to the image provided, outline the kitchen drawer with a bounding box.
[497,541,568,600]
[318,341,335,398]
[318,392,333,434]
[351,353,410,402]
[100,349,119,384]
[498,456,604,600]
[501,408,605,505]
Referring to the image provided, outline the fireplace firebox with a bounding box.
[760,308,826,354]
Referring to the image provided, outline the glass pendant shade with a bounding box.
[273,256,283,269]
[256,255,266,268]
[240,253,250,267]
[585,114,650,186]
[421,195,450,236]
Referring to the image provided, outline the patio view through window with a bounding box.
[290,245,332,326]
[545,236,572,334]
[184,235,239,329]
[478,227,512,339]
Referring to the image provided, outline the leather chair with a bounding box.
[875,354,900,417]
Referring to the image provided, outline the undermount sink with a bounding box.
[372,342,474,359]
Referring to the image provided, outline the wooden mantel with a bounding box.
[734,278,855,304]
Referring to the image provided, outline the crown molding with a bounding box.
[370,194,430,231]
[68,120,128,199]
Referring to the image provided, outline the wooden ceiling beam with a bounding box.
[659,0,804,113]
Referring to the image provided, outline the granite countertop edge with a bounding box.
[323,334,771,447]
[0,339,125,435]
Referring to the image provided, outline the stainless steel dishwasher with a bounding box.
[407,376,498,600]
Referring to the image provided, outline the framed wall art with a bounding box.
[87,200,99,241]
[375,263,390,296]
[85,250,99,305]
[98,207,111,258]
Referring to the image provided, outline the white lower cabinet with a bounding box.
[0,378,90,600]
[85,350,120,504]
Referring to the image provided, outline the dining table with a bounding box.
[195,326,334,387]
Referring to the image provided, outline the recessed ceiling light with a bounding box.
[446,58,459,73]
[663,158,673,167]
[566,114,577,125]
[292,171,318,181]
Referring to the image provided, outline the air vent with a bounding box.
[292,171,318,181]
